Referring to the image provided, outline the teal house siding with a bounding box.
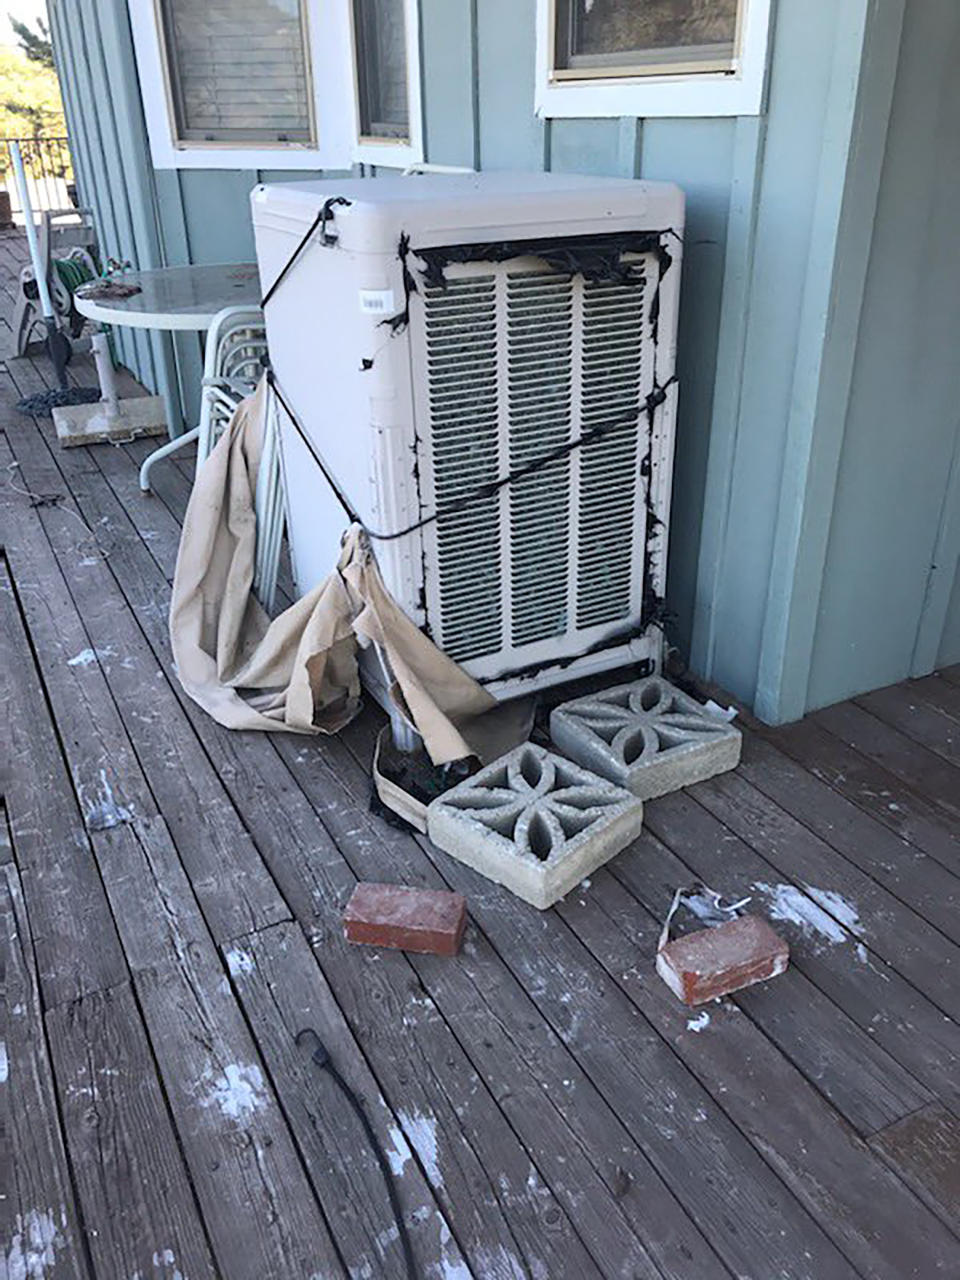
[47,0,181,429]
[941,568,960,668]
[807,0,960,705]
[46,0,960,720]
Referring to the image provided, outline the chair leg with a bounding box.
[139,425,200,493]
[13,291,41,356]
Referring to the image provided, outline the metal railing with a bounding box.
[0,136,76,223]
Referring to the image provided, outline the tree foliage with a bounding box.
[0,32,67,180]
[10,15,55,69]
[1,39,65,139]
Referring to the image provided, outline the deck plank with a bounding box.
[890,673,960,726]
[605,828,932,1136]
[734,732,960,943]
[227,920,475,1280]
[642,788,960,1112]
[762,714,960,877]
[0,858,90,1280]
[815,700,960,822]
[0,554,126,1007]
[551,868,960,1280]
[870,1104,960,1235]
[341,715,960,1280]
[2,422,355,1278]
[272,732,726,1280]
[134,945,347,1280]
[856,681,960,767]
[45,983,218,1280]
[339,714,858,1280]
[690,769,960,1020]
[26,419,605,1280]
[0,397,291,945]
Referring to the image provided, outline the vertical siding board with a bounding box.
[152,170,197,432]
[76,0,153,382]
[641,119,736,655]
[937,561,960,668]
[255,170,330,184]
[177,171,260,264]
[755,0,906,721]
[47,0,95,215]
[153,171,191,267]
[476,0,545,170]
[51,0,124,373]
[93,0,173,398]
[547,119,623,175]
[97,0,187,436]
[54,2,133,370]
[808,0,960,705]
[420,0,476,166]
[707,0,860,706]
[616,118,642,179]
[689,116,766,679]
[170,169,259,425]
[915,420,960,673]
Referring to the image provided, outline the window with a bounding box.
[156,0,315,145]
[353,0,410,141]
[129,0,422,170]
[554,0,741,79]
[536,0,772,119]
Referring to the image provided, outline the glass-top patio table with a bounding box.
[74,262,261,490]
[74,262,260,330]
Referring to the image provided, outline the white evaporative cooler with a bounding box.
[251,172,684,707]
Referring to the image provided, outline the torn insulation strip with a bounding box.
[413,228,674,290]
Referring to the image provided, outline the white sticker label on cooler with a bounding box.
[359,289,395,315]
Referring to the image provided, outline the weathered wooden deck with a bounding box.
[2,228,960,1279]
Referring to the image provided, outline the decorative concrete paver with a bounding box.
[550,675,741,800]
[426,743,643,909]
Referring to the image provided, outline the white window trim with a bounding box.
[127,0,423,171]
[535,0,773,119]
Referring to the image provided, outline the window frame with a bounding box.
[154,0,318,146]
[535,0,773,120]
[350,0,424,168]
[128,0,422,170]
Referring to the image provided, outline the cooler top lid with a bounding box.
[251,170,684,250]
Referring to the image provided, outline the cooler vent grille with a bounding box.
[506,270,574,647]
[577,266,647,628]
[420,256,649,669]
[423,275,502,661]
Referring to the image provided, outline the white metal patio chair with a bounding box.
[139,305,268,491]
[252,389,286,615]
[193,307,284,612]
[139,305,284,610]
[195,306,269,465]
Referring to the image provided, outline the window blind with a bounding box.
[159,0,313,143]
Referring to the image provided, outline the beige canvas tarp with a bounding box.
[169,376,530,766]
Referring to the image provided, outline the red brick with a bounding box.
[343,883,467,957]
[656,914,789,1006]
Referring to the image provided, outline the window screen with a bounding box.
[158,0,314,144]
[353,0,410,140]
[554,0,741,77]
